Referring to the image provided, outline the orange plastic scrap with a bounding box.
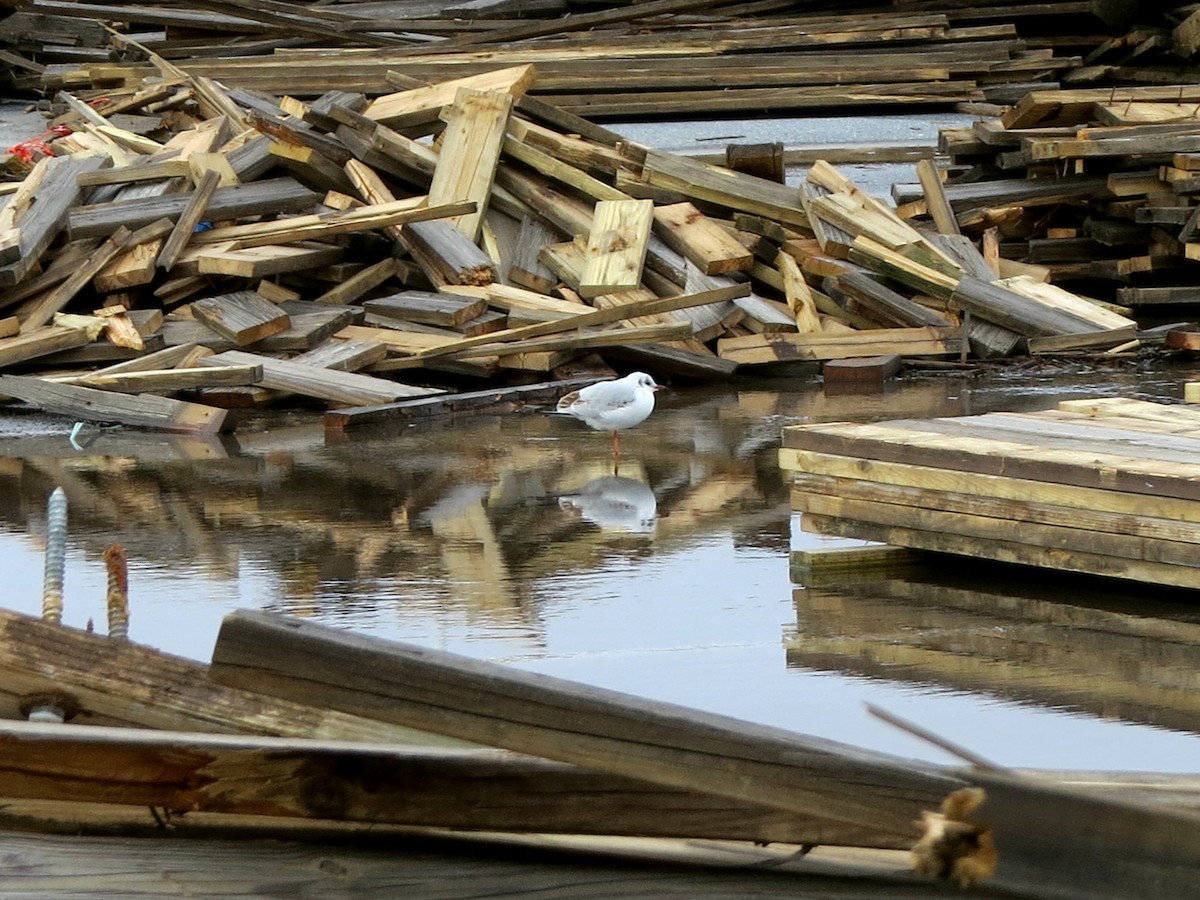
[6,124,73,163]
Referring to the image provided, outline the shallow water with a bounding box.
[5,358,1200,773]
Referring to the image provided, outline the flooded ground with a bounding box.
[5,358,1200,774]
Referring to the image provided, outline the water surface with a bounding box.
[4,361,1200,773]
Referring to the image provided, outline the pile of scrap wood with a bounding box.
[0,0,1197,117]
[0,63,1148,432]
[897,87,1200,314]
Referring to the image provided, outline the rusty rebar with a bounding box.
[41,487,67,624]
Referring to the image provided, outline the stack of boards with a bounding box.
[780,397,1200,589]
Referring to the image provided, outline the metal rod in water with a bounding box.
[103,543,129,641]
[41,487,67,624]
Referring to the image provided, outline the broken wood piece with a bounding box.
[155,168,222,271]
[581,199,653,298]
[777,251,822,333]
[653,202,753,275]
[19,226,134,332]
[0,374,228,433]
[191,291,292,346]
[428,87,513,240]
[402,219,497,286]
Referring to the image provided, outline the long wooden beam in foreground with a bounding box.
[210,610,966,844]
[0,720,901,848]
[210,611,1200,900]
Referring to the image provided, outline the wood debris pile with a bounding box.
[0,0,1197,118]
[900,87,1200,316]
[0,60,1152,433]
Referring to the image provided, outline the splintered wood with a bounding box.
[780,398,1200,590]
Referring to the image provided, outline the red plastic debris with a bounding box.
[6,124,74,164]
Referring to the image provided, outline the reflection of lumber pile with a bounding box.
[781,397,1200,589]
[789,567,1200,734]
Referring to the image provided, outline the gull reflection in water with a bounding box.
[559,475,657,535]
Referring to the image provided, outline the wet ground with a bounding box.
[4,102,1200,775]
[5,357,1200,775]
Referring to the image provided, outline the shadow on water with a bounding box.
[4,360,1200,771]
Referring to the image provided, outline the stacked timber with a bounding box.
[897,87,1200,315]
[780,397,1200,590]
[0,63,1145,433]
[0,0,1102,116]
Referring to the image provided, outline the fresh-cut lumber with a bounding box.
[580,199,653,298]
[652,202,753,275]
[427,87,513,240]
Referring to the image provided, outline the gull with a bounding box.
[554,371,663,468]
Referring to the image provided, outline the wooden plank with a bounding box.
[191,291,291,345]
[0,374,228,434]
[0,325,91,369]
[155,168,221,271]
[781,416,1200,503]
[67,177,322,240]
[0,720,905,848]
[364,290,486,327]
[652,202,753,275]
[580,199,654,298]
[427,87,513,240]
[210,610,961,844]
[791,474,1200,564]
[194,242,344,278]
[640,150,809,228]
[195,350,444,406]
[210,611,1200,899]
[717,326,963,365]
[55,365,263,394]
[0,607,431,741]
[364,64,536,128]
